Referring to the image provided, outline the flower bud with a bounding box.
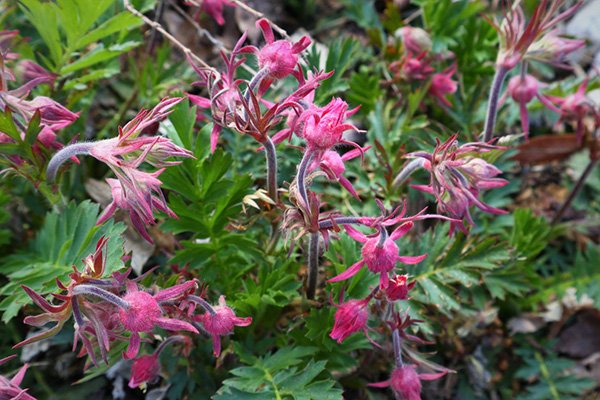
[329,298,369,343]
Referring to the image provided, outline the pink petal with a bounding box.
[327,260,365,283]
[124,332,141,360]
[156,317,199,333]
[397,254,427,264]
[344,225,368,243]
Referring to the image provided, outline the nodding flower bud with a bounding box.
[329,298,369,344]
[194,295,252,357]
[300,98,359,154]
[395,27,432,55]
[128,353,160,389]
[253,19,311,81]
[369,364,447,400]
[429,65,457,107]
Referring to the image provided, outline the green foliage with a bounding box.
[514,344,595,400]
[19,0,142,82]
[0,201,125,322]
[215,347,343,400]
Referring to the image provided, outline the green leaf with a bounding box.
[76,12,143,49]
[60,41,139,74]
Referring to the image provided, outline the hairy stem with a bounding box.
[392,158,426,189]
[263,137,279,203]
[297,151,313,208]
[392,328,404,368]
[483,65,509,142]
[186,295,216,315]
[552,159,598,225]
[72,284,129,310]
[318,216,365,230]
[156,335,186,356]
[306,232,320,300]
[46,142,95,182]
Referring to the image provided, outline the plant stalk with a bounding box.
[263,137,279,203]
[483,65,509,142]
[551,159,598,225]
[306,232,319,300]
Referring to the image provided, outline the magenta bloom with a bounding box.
[369,365,446,400]
[195,296,252,357]
[299,98,361,157]
[198,0,235,25]
[18,60,57,87]
[429,65,457,107]
[119,281,199,359]
[0,355,36,400]
[409,135,508,234]
[308,147,369,199]
[328,222,426,289]
[129,354,160,389]
[502,74,560,139]
[329,297,369,344]
[248,18,311,83]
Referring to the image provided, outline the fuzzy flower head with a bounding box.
[249,19,311,81]
[391,52,434,81]
[308,147,368,199]
[328,223,426,289]
[409,135,508,234]
[119,281,199,359]
[299,98,360,155]
[329,297,369,344]
[490,0,583,69]
[195,296,252,357]
[369,364,447,400]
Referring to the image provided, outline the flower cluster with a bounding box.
[407,135,508,234]
[16,237,252,378]
[46,98,193,242]
[0,355,35,400]
[389,26,457,107]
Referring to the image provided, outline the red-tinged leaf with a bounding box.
[13,319,66,348]
[513,134,582,165]
[21,285,68,313]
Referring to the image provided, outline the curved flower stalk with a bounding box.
[46,98,192,242]
[483,0,583,141]
[402,135,508,235]
[0,355,35,400]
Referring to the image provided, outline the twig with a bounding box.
[551,159,599,225]
[123,0,216,72]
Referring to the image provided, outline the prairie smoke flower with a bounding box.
[329,297,370,344]
[194,295,252,357]
[396,27,432,55]
[391,52,434,81]
[501,74,560,139]
[429,65,457,107]
[193,0,235,26]
[409,135,508,234]
[489,0,583,69]
[386,274,414,301]
[119,281,198,359]
[369,365,446,400]
[308,147,369,200]
[242,18,311,86]
[0,355,35,400]
[546,78,598,144]
[328,223,426,289]
[299,98,360,156]
[18,60,57,86]
[46,98,192,242]
[526,30,585,67]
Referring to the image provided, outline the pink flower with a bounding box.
[409,135,508,234]
[369,365,446,400]
[0,355,36,400]
[502,74,560,139]
[129,354,160,388]
[397,27,432,55]
[198,0,235,25]
[391,52,434,81]
[119,281,199,359]
[308,147,369,199]
[386,274,414,301]
[527,29,585,67]
[488,0,582,69]
[18,60,57,86]
[329,297,369,344]
[194,295,252,357]
[246,19,311,83]
[299,98,361,156]
[429,65,457,107]
[546,78,597,144]
[328,222,426,289]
